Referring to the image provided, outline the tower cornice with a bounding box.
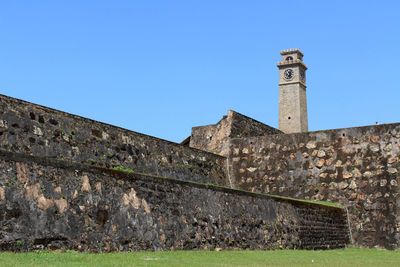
[278,81,307,88]
[277,59,308,70]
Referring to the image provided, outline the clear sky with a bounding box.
[1,1,399,143]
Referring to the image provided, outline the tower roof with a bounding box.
[280,48,304,56]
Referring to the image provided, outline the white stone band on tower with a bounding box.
[277,48,308,133]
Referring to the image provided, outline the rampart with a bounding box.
[0,150,349,251]
[0,94,227,185]
[229,123,400,249]
[188,110,281,156]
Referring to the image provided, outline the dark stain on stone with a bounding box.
[91,129,101,138]
[49,118,59,126]
[6,207,22,220]
[29,112,36,120]
[96,209,109,225]
[54,129,62,138]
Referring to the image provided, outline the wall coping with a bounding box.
[230,122,400,142]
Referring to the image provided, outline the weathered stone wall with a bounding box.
[0,94,227,185]
[229,110,282,138]
[0,150,349,252]
[229,123,400,249]
[189,110,281,156]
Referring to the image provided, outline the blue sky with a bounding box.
[1,1,399,142]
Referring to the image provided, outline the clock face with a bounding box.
[284,69,294,80]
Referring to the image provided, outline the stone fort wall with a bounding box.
[0,94,351,251]
[228,123,400,249]
[0,150,349,251]
[0,94,227,185]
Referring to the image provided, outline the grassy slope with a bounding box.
[1,248,399,267]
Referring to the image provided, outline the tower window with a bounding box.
[286,56,293,61]
[288,116,291,120]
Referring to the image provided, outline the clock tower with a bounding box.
[277,48,308,133]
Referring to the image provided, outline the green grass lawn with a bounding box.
[1,248,399,267]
